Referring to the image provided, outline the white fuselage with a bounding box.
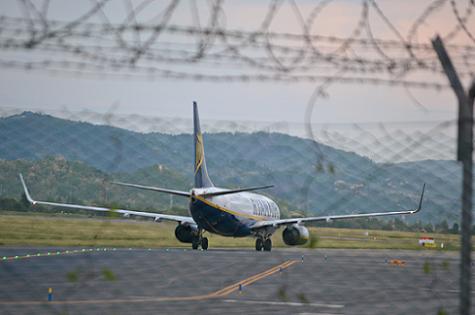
[191,187,281,221]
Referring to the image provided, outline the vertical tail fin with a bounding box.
[193,101,214,188]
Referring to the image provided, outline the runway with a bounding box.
[0,247,468,314]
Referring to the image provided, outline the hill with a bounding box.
[0,112,461,223]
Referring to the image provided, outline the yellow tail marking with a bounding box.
[195,132,204,174]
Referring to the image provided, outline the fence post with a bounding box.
[432,35,474,315]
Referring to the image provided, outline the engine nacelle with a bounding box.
[174,224,199,243]
[282,224,309,246]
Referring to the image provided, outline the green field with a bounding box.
[0,213,460,250]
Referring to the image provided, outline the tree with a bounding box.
[435,220,449,234]
[450,222,459,234]
[424,223,434,233]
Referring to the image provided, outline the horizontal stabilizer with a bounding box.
[200,185,274,198]
[112,182,190,197]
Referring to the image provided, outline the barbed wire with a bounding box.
[0,0,473,88]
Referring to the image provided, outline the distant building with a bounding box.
[419,237,435,247]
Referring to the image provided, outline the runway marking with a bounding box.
[0,247,119,262]
[209,259,298,297]
[0,259,299,306]
[223,299,344,309]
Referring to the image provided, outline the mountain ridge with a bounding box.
[0,112,460,223]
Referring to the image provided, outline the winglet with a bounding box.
[414,183,425,213]
[19,174,36,205]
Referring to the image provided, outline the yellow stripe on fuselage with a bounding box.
[193,194,266,221]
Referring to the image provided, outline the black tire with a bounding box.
[201,237,209,250]
[263,238,272,251]
[192,238,200,250]
[255,238,263,251]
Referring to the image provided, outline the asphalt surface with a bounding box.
[0,247,470,315]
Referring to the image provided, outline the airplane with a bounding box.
[19,102,425,251]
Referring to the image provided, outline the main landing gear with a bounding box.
[255,237,272,252]
[192,230,208,250]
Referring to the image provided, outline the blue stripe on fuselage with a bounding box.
[189,197,253,237]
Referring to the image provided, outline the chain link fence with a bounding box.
[0,107,468,314]
[0,0,474,314]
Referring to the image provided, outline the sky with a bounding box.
[0,0,473,161]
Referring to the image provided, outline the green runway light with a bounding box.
[14,256,18,259]
[2,257,6,260]
[47,252,51,255]
[56,251,60,254]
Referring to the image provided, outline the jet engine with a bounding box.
[174,224,199,243]
[282,224,309,246]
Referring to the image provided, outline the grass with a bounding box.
[0,212,460,250]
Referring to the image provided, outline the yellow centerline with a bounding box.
[0,259,299,305]
[210,259,298,297]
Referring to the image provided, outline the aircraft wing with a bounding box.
[19,174,195,225]
[251,184,425,230]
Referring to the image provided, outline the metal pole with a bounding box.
[460,126,473,315]
[432,35,473,315]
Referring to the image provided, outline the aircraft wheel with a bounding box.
[263,238,272,252]
[255,238,263,251]
[201,237,209,250]
[192,238,200,250]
